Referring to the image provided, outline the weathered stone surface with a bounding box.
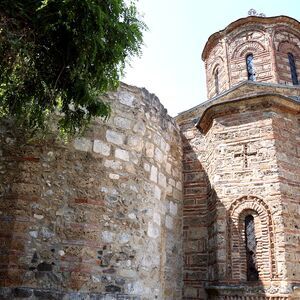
[3,14,300,300]
[115,148,130,161]
[73,137,92,152]
[0,83,182,300]
[93,140,111,156]
[106,130,125,145]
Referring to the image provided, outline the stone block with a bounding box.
[114,116,132,129]
[109,173,120,180]
[150,165,158,183]
[165,215,173,230]
[153,212,161,225]
[166,162,172,174]
[93,140,111,156]
[168,178,175,187]
[104,159,123,170]
[147,222,160,238]
[119,91,135,107]
[154,147,163,163]
[154,186,161,200]
[143,163,150,172]
[128,135,143,152]
[106,130,124,145]
[158,172,167,188]
[133,120,146,135]
[145,142,154,157]
[169,201,178,216]
[115,149,130,161]
[74,138,92,152]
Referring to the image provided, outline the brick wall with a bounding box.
[202,16,300,100]
[177,88,300,299]
[272,111,300,284]
[274,29,300,85]
[181,121,209,300]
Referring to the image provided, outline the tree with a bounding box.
[0,0,146,136]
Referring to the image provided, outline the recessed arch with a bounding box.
[231,41,266,59]
[274,28,300,50]
[277,41,300,57]
[227,195,276,282]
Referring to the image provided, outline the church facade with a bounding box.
[0,14,300,300]
[177,14,300,299]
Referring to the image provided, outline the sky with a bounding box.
[122,0,300,117]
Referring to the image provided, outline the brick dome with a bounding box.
[202,15,300,99]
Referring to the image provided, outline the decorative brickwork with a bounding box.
[1,13,300,300]
[228,196,275,282]
[177,81,300,299]
[202,16,300,99]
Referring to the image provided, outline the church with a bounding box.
[0,13,300,300]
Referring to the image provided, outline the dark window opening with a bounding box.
[245,215,259,281]
[214,68,219,95]
[288,52,299,85]
[246,54,256,81]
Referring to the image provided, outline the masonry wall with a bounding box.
[203,17,300,99]
[272,111,300,284]
[178,96,299,299]
[180,120,209,300]
[0,83,183,300]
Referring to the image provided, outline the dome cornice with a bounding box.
[202,15,300,61]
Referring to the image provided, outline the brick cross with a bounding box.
[234,144,257,168]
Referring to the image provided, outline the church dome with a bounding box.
[202,15,300,99]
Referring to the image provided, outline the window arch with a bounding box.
[227,196,276,281]
[246,54,256,81]
[214,68,220,95]
[288,52,299,85]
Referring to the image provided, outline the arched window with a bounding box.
[245,215,259,281]
[288,52,299,85]
[246,54,256,81]
[214,68,219,95]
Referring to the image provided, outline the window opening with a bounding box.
[288,52,299,85]
[214,68,219,95]
[245,215,259,281]
[246,54,256,81]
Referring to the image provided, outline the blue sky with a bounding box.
[122,0,300,116]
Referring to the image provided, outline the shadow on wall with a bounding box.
[181,133,277,300]
[0,120,44,296]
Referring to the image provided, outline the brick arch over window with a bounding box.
[227,195,276,282]
[276,41,300,85]
[277,41,300,57]
[207,56,225,98]
[231,41,266,59]
[274,29,300,51]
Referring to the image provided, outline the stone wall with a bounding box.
[0,83,183,300]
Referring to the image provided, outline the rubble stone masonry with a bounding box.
[0,83,183,300]
[1,14,300,300]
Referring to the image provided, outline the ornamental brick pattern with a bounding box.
[1,14,300,300]
[202,16,300,99]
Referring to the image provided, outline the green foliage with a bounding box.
[0,0,146,136]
